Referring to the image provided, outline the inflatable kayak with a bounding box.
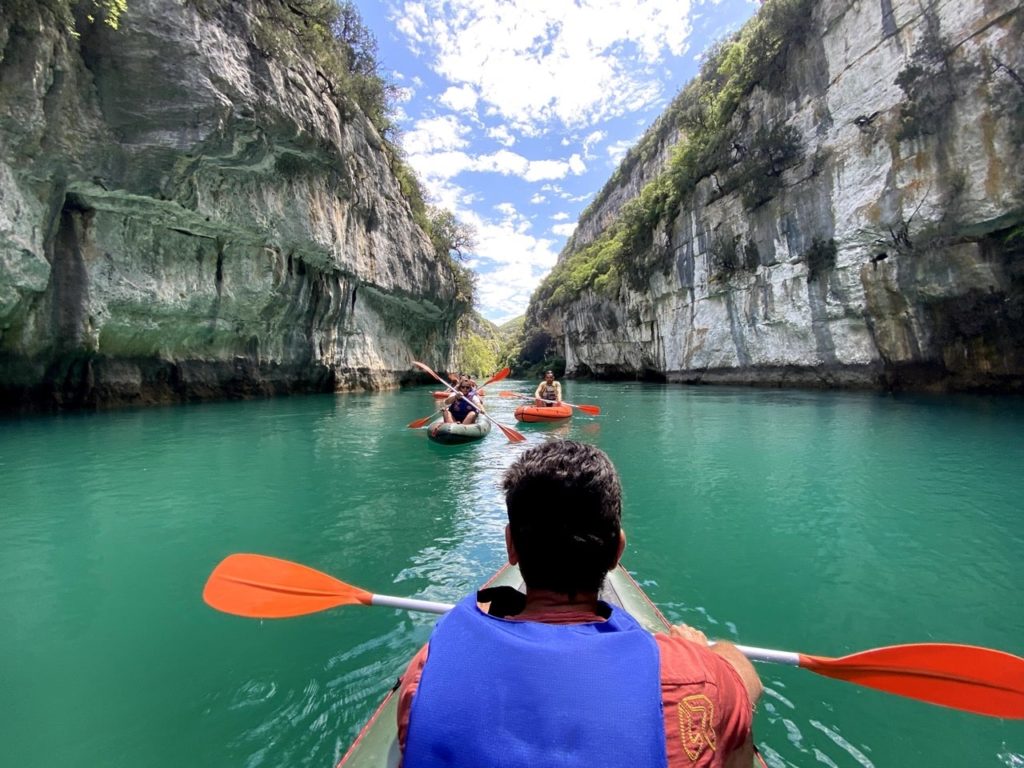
[336,563,669,767]
[427,418,491,444]
[514,404,573,422]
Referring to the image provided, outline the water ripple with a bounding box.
[809,720,875,768]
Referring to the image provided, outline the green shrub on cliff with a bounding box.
[6,0,128,30]
[533,232,623,309]
[84,0,126,27]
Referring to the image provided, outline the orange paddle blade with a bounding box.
[481,368,510,387]
[408,412,439,429]
[412,361,447,384]
[799,643,1024,719]
[499,390,524,399]
[203,554,373,618]
[496,421,527,443]
[575,404,601,415]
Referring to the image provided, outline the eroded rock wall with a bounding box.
[553,0,1024,391]
[0,0,460,410]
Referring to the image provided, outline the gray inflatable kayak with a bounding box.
[427,418,491,444]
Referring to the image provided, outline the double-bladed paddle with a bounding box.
[412,362,525,443]
[407,367,511,430]
[204,553,1024,720]
[499,390,601,416]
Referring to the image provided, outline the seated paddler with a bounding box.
[440,377,481,424]
[396,440,763,768]
[533,369,563,407]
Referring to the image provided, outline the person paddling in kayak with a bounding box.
[396,440,763,768]
[440,377,480,424]
[533,369,562,407]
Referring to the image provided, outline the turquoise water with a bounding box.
[1,383,1022,767]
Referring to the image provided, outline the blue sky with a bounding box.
[357,0,761,324]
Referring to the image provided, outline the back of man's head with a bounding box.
[502,441,622,595]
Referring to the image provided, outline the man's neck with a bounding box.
[522,588,603,616]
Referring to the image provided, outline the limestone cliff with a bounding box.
[532,0,1024,391]
[0,0,463,411]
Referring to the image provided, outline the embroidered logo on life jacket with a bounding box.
[678,694,717,761]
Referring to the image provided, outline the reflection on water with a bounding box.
[1,384,1022,767]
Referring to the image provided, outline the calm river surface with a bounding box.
[2,382,1023,767]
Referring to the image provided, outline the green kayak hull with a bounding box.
[427,418,491,444]
[336,564,671,767]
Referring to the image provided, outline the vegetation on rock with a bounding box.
[452,311,502,378]
[528,0,814,322]
[6,0,128,30]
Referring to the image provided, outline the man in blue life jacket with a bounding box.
[439,377,480,424]
[396,440,763,768]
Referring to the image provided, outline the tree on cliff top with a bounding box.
[427,207,478,262]
[426,207,478,308]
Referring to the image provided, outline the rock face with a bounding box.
[0,0,463,411]
[545,0,1024,391]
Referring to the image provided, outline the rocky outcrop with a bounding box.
[543,0,1024,391]
[0,0,462,411]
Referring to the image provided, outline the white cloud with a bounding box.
[582,130,606,158]
[407,150,475,181]
[391,0,695,133]
[405,143,588,187]
[403,116,471,155]
[523,159,572,182]
[450,204,561,322]
[529,193,547,204]
[552,222,577,237]
[607,138,636,165]
[395,3,429,46]
[475,149,530,177]
[487,124,516,147]
[439,84,479,112]
[551,212,570,221]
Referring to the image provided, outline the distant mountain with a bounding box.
[498,316,524,338]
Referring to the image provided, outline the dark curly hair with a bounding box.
[502,440,622,595]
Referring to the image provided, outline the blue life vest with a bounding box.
[404,593,667,768]
[449,396,477,422]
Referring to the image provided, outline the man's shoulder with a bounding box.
[655,634,736,685]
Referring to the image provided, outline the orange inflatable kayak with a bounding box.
[514,404,573,422]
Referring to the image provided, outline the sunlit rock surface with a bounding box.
[0,0,461,410]
[551,0,1023,391]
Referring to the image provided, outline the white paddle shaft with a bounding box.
[371,594,452,615]
[368,592,799,664]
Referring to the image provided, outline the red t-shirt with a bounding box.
[396,603,753,767]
